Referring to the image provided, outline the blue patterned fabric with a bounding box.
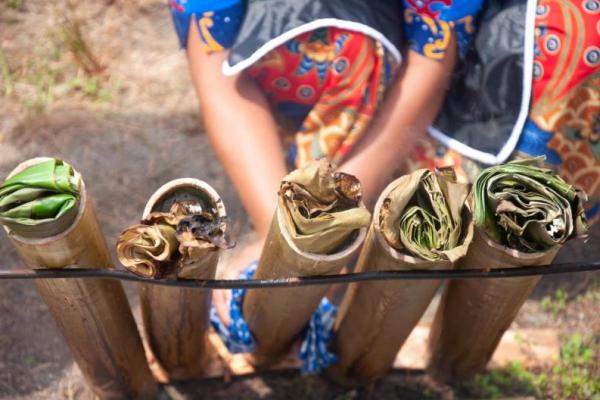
[298,296,338,374]
[210,261,339,374]
[402,0,484,59]
[209,262,256,353]
[168,0,244,50]
[515,119,562,165]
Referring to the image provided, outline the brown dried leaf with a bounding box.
[279,159,371,254]
[116,224,178,278]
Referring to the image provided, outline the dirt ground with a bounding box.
[0,1,598,399]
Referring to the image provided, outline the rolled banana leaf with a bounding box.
[117,200,231,279]
[116,224,178,278]
[280,159,372,254]
[380,168,470,262]
[473,157,587,252]
[243,159,370,366]
[0,159,81,237]
[427,158,588,382]
[327,168,472,386]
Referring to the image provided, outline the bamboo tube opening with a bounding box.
[143,178,226,220]
[275,200,368,263]
[464,227,560,267]
[368,176,474,267]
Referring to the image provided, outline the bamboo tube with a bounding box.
[138,179,225,381]
[3,158,157,399]
[327,173,473,386]
[243,201,367,367]
[426,159,587,382]
[427,227,559,382]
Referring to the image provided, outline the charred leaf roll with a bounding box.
[118,196,230,280]
[117,178,231,381]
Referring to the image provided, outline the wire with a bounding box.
[0,261,598,289]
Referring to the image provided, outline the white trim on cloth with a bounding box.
[427,0,537,165]
[221,18,402,76]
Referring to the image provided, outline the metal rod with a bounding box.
[1,261,598,288]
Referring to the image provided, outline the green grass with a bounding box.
[67,76,113,102]
[5,0,24,10]
[460,333,599,399]
[2,12,112,110]
[459,362,544,398]
[541,287,569,317]
[13,44,113,110]
[577,280,600,304]
[550,334,599,399]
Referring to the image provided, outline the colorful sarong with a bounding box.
[402,0,483,59]
[169,1,482,169]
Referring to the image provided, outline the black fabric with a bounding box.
[433,0,528,161]
[227,0,402,68]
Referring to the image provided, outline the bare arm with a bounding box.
[186,21,287,238]
[340,40,457,206]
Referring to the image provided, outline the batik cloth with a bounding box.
[246,27,398,168]
[169,1,483,168]
[406,0,600,223]
[244,2,482,167]
[209,262,339,374]
[402,0,484,59]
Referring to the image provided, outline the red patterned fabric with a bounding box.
[247,27,397,167]
[531,0,599,104]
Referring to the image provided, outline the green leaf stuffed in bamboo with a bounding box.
[427,157,588,382]
[1,157,156,399]
[327,168,473,386]
[0,159,80,237]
